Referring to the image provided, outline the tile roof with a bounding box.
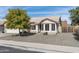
[30,16,60,24]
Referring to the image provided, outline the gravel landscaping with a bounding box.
[0,33,79,47]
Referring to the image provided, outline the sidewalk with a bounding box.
[0,33,15,38]
[0,40,79,53]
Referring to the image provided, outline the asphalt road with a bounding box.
[0,46,42,53]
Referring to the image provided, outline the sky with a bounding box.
[0,6,76,24]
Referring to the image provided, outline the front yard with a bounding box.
[0,33,79,47]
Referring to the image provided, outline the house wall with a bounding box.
[5,29,19,33]
[58,25,62,33]
[40,20,58,34]
[40,23,57,34]
[30,25,39,33]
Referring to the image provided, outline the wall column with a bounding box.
[49,24,51,32]
[55,24,57,33]
[43,24,45,32]
[36,25,38,33]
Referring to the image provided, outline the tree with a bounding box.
[69,7,79,25]
[5,9,30,36]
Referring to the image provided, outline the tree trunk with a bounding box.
[19,28,21,36]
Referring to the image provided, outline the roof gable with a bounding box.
[40,18,59,24]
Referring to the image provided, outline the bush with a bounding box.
[43,32,48,35]
[74,28,79,36]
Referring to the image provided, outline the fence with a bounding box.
[62,26,74,33]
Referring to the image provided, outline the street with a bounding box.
[0,46,42,53]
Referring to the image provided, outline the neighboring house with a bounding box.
[1,16,62,34]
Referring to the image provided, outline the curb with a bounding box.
[0,40,79,53]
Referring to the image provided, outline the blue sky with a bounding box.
[0,6,76,24]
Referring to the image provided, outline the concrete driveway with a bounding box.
[0,33,79,47]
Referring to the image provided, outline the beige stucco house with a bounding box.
[0,16,62,34]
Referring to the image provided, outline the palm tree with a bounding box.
[5,8,30,36]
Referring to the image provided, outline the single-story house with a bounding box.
[0,16,62,34]
[29,16,62,34]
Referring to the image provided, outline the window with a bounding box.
[51,24,55,31]
[38,24,43,31]
[31,25,36,30]
[45,24,49,31]
[40,24,43,30]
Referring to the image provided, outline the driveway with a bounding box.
[0,33,79,47]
